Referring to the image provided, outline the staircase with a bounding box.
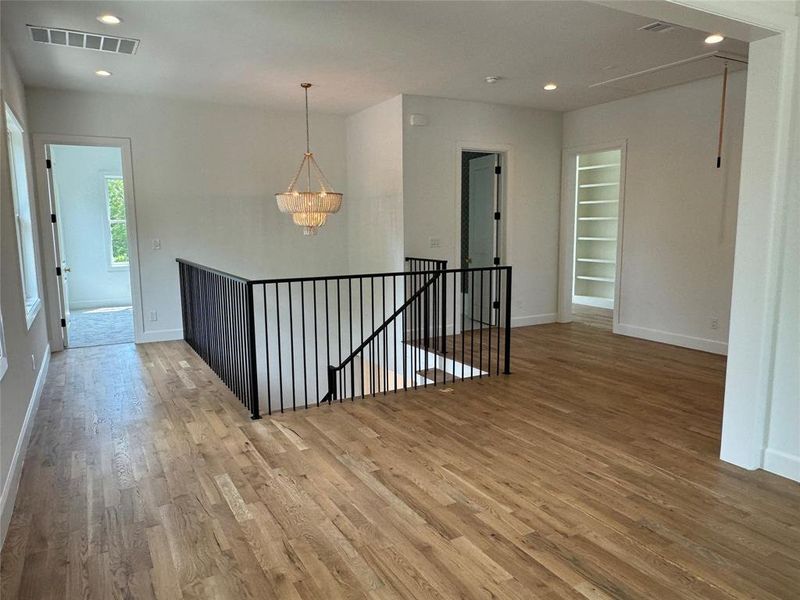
[177,257,511,418]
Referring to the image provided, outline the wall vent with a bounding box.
[27,25,139,55]
[639,21,675,33]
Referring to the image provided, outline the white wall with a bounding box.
[0,48,50,544]
[345,95,404,273]
[49,144,131,309]
[760,32,800,481]
[26,88,349,342]
[563,73,746,354]
[402,96,563,326]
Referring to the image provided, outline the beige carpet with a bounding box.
[68,306,134,347]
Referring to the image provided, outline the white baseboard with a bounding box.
[763,448,800,482]
[573,295,614,310]
[614,323,727,355]
[511,313,557,328]
[69,299,132,310]
[138,328,183,344]
[1,344,50,546]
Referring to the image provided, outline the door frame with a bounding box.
[557,139,628,333]
[32,134,144,350]
[454,141,510,335]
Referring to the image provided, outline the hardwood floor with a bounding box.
[2,323,799,599]
[571,305,613,331]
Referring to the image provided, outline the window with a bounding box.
[104,176,129,268]
[5,103,41,328]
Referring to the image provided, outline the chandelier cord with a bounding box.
[304,84,312,190]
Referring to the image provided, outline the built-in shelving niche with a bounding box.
[573,149,621,309]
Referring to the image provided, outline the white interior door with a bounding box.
[465,154,497,327]
[45,145,71,347]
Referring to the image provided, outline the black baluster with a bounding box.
[275,284,284,412]
[504,268,512,375]
[301,281,308,410]
[479,269,484,378]
[313,280,319,406]
[336,279,342,402]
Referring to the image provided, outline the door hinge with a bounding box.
[494,211,501,220]
[493,300,500,310]
[51,213,57,223]
[56,266,62,276]
[60,318,66,327]
[494,165,501,175]
[46,159,52,169]
[493,257,500,265]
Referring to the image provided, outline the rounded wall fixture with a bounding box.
[97,14,122,25]
[705,33,725,44]
[485,76,500,84]
[543,82,558,91]
[95,69,112,77]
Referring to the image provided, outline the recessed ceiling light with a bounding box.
[95,69,112,77]
[543,83,558,91]
[97,14,122,25]
[485,75,500,84]
[705,33,724,44]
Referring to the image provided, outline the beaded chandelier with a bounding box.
[275,83,342,235]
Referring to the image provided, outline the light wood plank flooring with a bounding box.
[2,323,799,599]
[571,305,613,331]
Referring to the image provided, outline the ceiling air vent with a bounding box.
[27,25,139,55]
[639,21,675,33]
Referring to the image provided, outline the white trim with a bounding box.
[0,307,6,380]
[762,448,800,483]
[0,344,50,546]
[24,297,42,330]
[138,328,183,343]
[32,134,145,348]
[5,104,43,326]
[511,313,557,328]
[573,295,613,310]
[615,323,728,355]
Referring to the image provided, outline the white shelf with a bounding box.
[573,149,621,310]
[577,163,620,171]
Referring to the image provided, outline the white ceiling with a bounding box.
[0,1,748,115]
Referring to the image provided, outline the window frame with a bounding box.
[5,103,42,329]
[103,174,129,270]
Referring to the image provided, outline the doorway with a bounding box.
[39,140,141,348]
[558,142,626,331]
[460,151,501,329]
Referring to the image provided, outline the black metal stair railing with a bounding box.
[325,263,512,403]
[177,259,260,419]
[177,258,512,419]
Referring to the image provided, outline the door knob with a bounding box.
[64,267,71,272]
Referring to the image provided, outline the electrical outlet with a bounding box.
[150,310,158,322]
[152,239,161,250]
[429,237,441,248]
[31,354,36,371]
[711,318,719,330]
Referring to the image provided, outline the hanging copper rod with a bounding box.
[717,64,729,169]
